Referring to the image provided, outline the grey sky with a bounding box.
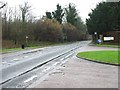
[2,0,105,22]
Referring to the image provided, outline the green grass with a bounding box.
[1,41,72,53]
[2,48,23,53]
[77,50,119,65]
[27,41,64,47]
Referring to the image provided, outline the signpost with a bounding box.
[94,32,97,43]
[26,36,28,46]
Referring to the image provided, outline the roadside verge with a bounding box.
[77,50,119,66]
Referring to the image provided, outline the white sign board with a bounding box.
[106,0,120,2]
[104,37,114,41]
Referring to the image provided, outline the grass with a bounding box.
[2,46,46,53]
[77,50,119,65]
[2,48,23,53]
[27,41,65,47]
[1,41,73,53]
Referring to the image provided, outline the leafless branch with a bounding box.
[0,2,7,9]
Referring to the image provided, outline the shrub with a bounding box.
[34,18,63,42]
[62,23,82,41]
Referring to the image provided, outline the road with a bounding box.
[30,43,118,88]
[1,41,90,88]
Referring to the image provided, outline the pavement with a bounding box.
[29,45,119,88]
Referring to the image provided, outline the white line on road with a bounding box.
[42,67,51,72]
[60,58,64,61]
[53,62,59,66]
[2,61,7,64]
[24,75,37,83]
[64,54,73,59]
[13,58,19,61]
[61,60,68,64]
[24,56,28,58]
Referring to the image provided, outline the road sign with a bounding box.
[104,37,114,41]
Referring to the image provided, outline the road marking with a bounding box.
[42,67,51,72]
[24,75,37,83]
[61,60,68,64]
[60,58,64,61]
[64,54,72,59]
[53,62,59,66]
[13,58,19,61]
[2,61,7,64]
[24,56,28,58]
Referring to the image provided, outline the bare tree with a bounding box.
[19,2,32,47]
[19,2,31,22]
[2,4,8,39]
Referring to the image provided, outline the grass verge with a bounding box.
[2,48,23,53]
[1,41,73,53]
[77,50,119,65]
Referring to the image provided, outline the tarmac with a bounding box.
[29,45,119,88]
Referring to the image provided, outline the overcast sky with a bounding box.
[2,0,105,22]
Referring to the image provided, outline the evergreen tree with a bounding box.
[52,4,64,24]
[65,3,78,26]
[46,12,52,19]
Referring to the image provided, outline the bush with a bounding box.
[34,18,63,42]
[62,23,82,41]
[2,40,20,49]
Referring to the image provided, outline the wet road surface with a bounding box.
[1,41,90,88]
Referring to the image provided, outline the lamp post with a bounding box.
[94,32,97,43]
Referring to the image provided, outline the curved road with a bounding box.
[1,41,90,86]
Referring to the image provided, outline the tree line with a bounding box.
[1,2,88,48]
[86,2,120,42]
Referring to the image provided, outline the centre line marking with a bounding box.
[24,75,37,83]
